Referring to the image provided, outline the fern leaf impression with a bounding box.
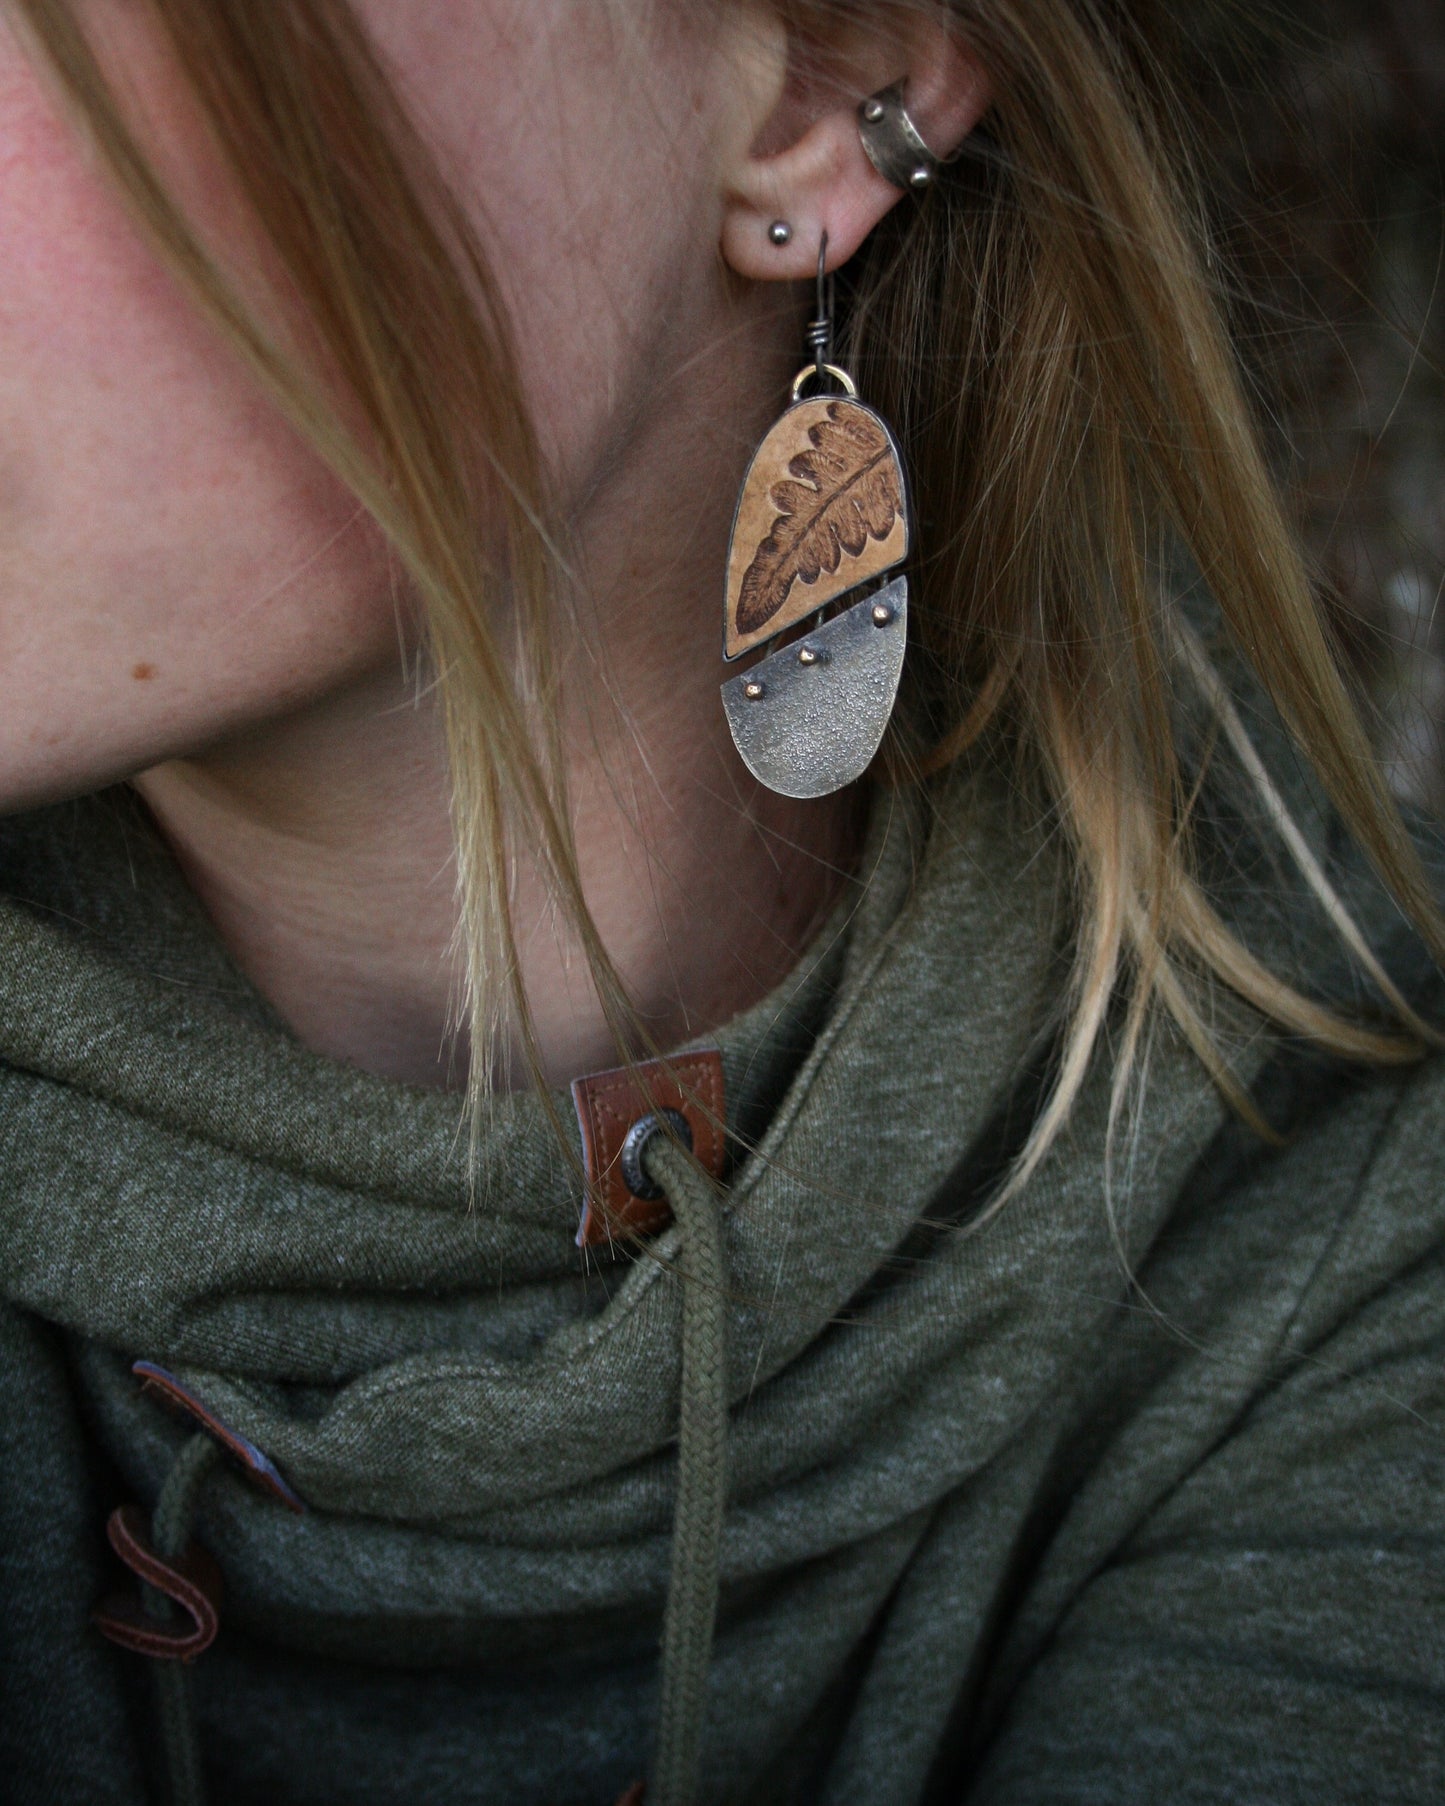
[724,398,908,659]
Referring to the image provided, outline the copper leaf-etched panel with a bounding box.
[724,397,908,660]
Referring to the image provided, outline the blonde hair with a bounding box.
[15,0,1444,1184]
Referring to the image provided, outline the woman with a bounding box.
[1,2,1440,1802]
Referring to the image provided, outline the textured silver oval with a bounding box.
[720,575,907,799]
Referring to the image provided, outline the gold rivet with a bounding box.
[743,679,765,700]
[797,645,820,666]
[872,602,894,626]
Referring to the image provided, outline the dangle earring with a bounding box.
[720,234,910,799]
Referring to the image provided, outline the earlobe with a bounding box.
[721,29,990,281]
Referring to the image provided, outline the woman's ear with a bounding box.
[720,16,990,280]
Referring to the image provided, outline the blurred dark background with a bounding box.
[1181,0,1445,802]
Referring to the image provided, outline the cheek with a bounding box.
[0,26,399,810]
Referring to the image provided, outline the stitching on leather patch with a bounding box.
[571,1051,726,1249]
[132,1362,304,1513]
[92,1505,224,1662]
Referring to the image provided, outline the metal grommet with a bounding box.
[618,1108,692,1201]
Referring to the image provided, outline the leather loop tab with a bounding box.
[131,1361,304,1512]
[92,1505,223,1661]
[571,1051,726,1248]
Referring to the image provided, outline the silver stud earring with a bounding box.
[767,219,793,247]
[857,82,943,192]
[719,233,910,800]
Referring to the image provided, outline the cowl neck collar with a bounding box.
[0,771,1235,1632]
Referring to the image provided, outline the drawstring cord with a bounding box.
[641,1133,730,1806]
[125,1139,726,1806]
[148,1432,221,1806]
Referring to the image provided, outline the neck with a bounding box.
[132,667,467,1087]
[135,668,857,1093]
[135,302,860,1090]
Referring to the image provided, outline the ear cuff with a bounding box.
[858,83,943,191]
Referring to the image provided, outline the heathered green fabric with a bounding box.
[1,768,1442,1805]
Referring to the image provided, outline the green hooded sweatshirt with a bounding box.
[1,757,1442,1806]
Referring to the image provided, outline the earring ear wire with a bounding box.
[805,230,833,377]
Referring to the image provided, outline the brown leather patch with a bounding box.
[133,1361,303,1513]
[92,1505,223,1661]
[571,1050,726,1249]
